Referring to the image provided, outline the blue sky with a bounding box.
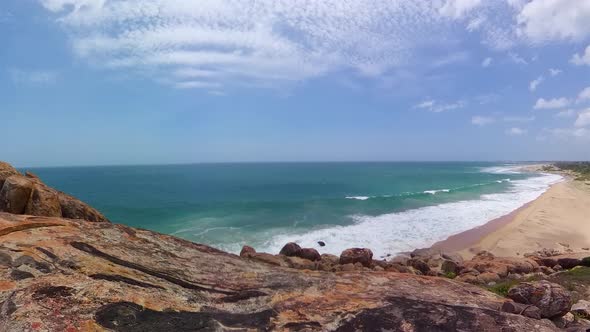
[1,0,590,166]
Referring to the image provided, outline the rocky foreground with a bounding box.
[1,162,590,331]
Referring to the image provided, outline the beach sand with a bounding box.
[432,178,590,259]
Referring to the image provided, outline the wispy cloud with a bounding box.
[506,127,527,136]
[556,109,576,118]
[509,52,528,65]
[471,115,495,126]
[571,45,590,66]
[575,109,590,128]
[481,57,492,67]
[577,87,590,104]
[504,115,535,123]
[415,99,466,113]
[529,76,543,92]
[548,68,562,76]
[517,0,590,42]
[9,68,58,85]
[534,97,570,110]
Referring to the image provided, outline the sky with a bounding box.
[1,0,590,167]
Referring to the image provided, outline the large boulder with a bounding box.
[279,242,301,256]
[507,280,572,318]
[340,248,373,267]
[0,162,20,188]
[58,192,109,222]
[297,248,321,261]
[501,301,542,320]
[24,184,61,217]
[0,176,33,214]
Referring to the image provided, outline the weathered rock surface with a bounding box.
[0,162,108,222]
[0,214,560,331]
[571,300,590,318]
[507,280,572,318]
[339,248,373,267]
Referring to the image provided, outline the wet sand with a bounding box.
[432,179,590,259]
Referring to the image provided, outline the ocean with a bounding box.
[26,162,562,258]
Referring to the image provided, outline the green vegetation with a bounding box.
[487,280,520,297]
[555,162,590,181]
[443,272,456,279]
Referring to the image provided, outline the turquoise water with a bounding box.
[26,162,560,257]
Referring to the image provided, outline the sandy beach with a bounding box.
[433,175,590,259]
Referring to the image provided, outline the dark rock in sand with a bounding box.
[507,280,572,318]
[339,248,373,267]
[279,242,301,256]
[318,241,326,247]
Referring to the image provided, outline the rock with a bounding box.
[389,254,410,265]
[24,184,61,217]
[58,192,109,222]
[553,264,563,271]
[535,257,558,268]
[297,248,321,262]
[0,214,562,332]
[285,256,316,270]
[507,280,572,318]
[501,301,542,319]
[248,253,286,267]
[0,162,20,188]
[553,312,575,328]
[239,245,256,257]
[318,241,326,247]
[0,176,33,214]
[455,274,479,284]
[571,300,590,318]
[557,258,581,269]
[279,242,301,257]
[477,272,500,284]
[442,252,464,264]
[441,260,461,274]
[339,248,373,267]
[373,266,384,272]
[580,257,590,267]
[539,266,555,275]
[410,247,439,259]
[10,269,35,280]
[474,250,495,260]
[340,263,356,271]
[320,254,339,265]
[0,252,12,267]
[408,258,431,274]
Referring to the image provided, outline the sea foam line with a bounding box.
[257,172,563,258]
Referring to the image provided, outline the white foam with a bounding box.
[424,189,450,195]
[480,165,523,174]
[255,172,563,258]
[346,196,371,200]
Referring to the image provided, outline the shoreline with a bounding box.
[430,175,590,259]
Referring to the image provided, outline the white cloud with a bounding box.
[575,109,590,127]
[556,109,576,118]
[504,115,535,123]
[548,68,562,76]
[506,127,527,136]
[9,69,58,84]
[529,76,543,92]
[577,87,590,103]
[517,0,590,42]
[481,57,492,67]
[439,0,483,19]
[467,16,486,32]
[471,116,495,126]
[571,45,590,66]
[547,127,590,139]
[509,52,528,65]
[534,97,570,110]
[415,99,466,113]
